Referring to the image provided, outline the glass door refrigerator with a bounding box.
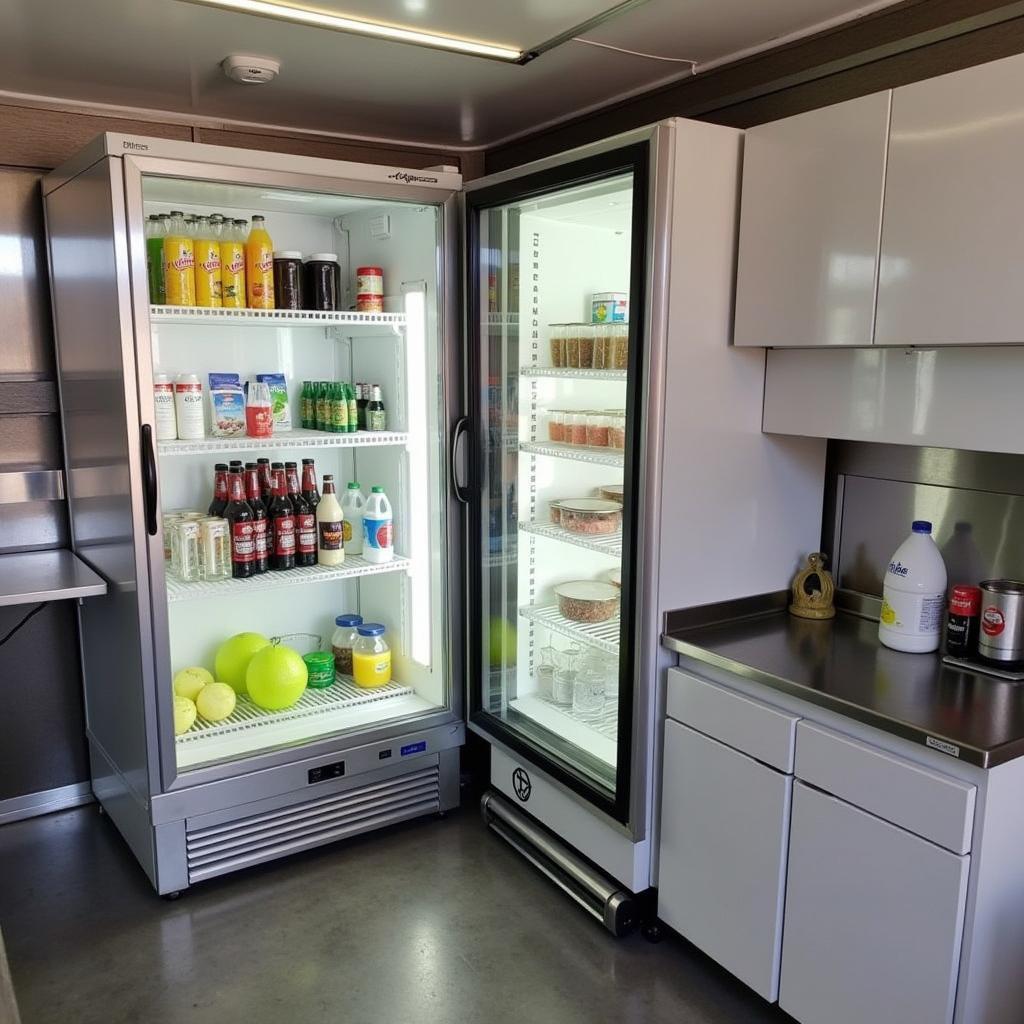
[464,121,822,934]
[43,135,465,895]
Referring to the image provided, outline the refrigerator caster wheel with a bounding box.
[642,922,664,944]
[162,891,183,901]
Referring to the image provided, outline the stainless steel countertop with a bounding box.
[662,592,1024,768]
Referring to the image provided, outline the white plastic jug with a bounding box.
[362,486,393,564]
[341,483,366,557]
[878,520,947,653]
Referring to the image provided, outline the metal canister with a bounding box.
[978,580,1024,664]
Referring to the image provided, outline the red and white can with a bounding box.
[356,266,384,313]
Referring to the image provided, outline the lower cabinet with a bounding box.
[779,782,970,1024]
[659,720,792,1001]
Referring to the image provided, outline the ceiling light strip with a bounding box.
[179,0,523,62]
[523,0,654,60]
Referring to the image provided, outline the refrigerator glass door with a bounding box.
[466,143,649,822]
[127,165,457,778]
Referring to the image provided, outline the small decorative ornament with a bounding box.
[789,552,836,620]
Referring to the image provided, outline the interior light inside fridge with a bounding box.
[403,280,432,668]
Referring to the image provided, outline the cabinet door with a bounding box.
[876,53,1024,346]
[658,720,792,1001]
[780,783,969,1024]
[734,92,890,347]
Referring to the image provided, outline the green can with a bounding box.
[303,650,336,689]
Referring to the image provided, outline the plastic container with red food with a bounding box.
[558,499,621,535]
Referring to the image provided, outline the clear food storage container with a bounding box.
[586,412,610,447]
[608,413,626,449]
[611,323,629,370]
[547,409,566,443]
[554,580,620,623]
[592,324,610,369]
[598,483,624,503]
[549,324,566,368]
[558,499,622,535]
[567,412,588,446]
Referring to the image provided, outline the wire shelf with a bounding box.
[149,306,405,329]
[518,520,622,558]
[519,442,624,468]
[518,603,620,655]
[520,367,627,382]
[166,555,410,602]
[176,677,414,745]
[158,428,408,456]
[529,692,619,742]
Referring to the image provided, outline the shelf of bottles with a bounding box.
[519,441,624,468]
[149,306,406,331]
[518,604,620,656]
[518,521,622,558]
[158,428,408,456]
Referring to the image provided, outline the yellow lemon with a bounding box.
[196,682,237,722]
[173,666,214,702]
[173,696,197,735]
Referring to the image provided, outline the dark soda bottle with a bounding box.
[224,470,254,579]
[356,382,369,430]
[287,461,316,567]
[257,457,273,509]
[268,463,296,570]
[208,463,229,517]
[244,462,269,574]
[301,458,320,512]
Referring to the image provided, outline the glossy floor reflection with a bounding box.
[0,802,789,1024]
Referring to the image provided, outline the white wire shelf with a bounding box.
[521,367,627,381]
[519,441,624,468]
[166,554,410,601]
[176,677,413,745]
[158,428,408,455]
[519,603,620,655]
[149,306,405,330]
[519,520,622,558]
[510,692,619,763]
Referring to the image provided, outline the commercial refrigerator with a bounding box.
[44,124,821,911]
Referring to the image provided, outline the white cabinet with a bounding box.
[779,782,970,1024]
[734,92,890,348]
[876,53,1024,346]
[659,721,792,1001]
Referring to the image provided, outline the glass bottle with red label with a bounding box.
[224,469,254,578]
[208,463,229,517]
[244,462,269,575]
[286,460,316,567]
[268,463,296,571]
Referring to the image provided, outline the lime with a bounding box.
[173,666,214,702]
[246,644,308,711]
[488,617,517,668]
[196,681,237,722]
[173,695,197,735]
[215,632,271,694]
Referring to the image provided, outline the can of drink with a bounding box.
[163,235,196,306]
[200,517,230,580]
[175,520,201,582]
[194,238,222,308]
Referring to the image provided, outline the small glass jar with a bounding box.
[199,516,230,580]
[586,412,610,447]
[568,412,588,446]
[591,324,610,369]
[608,413,627,450]
[331,613,363,676]
[611,323,629,370]
[352,623,391,688]
[573,651,607,715]
[577,324,595,369]
[552,646,580,706]
[549,324,566,368]
[565,326,582,369]
[547,409,566,443]
[536,644,556,700]
[175,520,201,582]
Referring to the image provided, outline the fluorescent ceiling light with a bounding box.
[182,0,524,62]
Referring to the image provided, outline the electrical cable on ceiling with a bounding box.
[0,602,46,648]
[573,36,698,71]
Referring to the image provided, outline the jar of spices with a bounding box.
[946,585,982,658]
[331,613,363,675]
[305,253,340,311]
[547,409,566,443]
[272,251,303,310]
[586,412,610,447]
[549,324,566,368]
[565,326,582,369]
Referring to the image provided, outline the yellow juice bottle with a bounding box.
[220,218,246,308]
[351,624,391,688]
[194,216,222,308]
[245,214,274,309]
[162,211,195,307]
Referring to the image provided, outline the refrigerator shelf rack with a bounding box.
[149,306,406,330]
[157,428,408,456]
[519,442,624,468]
[520,367,627,382]
[176,677,414,745]
[509,693,618,767]
[166,555,411,601]
[518,604,620,655]
[518,521,622,558]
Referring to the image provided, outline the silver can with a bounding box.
[200,517,230,581]
[978,580,1024,664]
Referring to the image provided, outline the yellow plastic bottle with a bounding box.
[162,210,195,306]
[193,216,222,308]
[351,624,391,688]
[220,218,246,308]
[245,214,274,309]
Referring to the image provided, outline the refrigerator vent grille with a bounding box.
[519,604,620,654]
[176,678,414,744]
[185,765,440,883]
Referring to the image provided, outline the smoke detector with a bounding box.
[221,55,281,84]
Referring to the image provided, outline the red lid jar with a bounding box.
[356,266,384,313]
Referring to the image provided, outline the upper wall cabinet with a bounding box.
[875,53,1024,346]
[734,92,890,348]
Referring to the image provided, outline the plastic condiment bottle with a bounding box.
[362,486,393,564]
[341,482,366,556]
[331,613,363,676]
[245,215,275,309]
[352,624,391,688]
[173,373,204,439]
[316,474,345,565]
[879,520,948,653]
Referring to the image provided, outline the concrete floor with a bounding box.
[0,801,790,1024]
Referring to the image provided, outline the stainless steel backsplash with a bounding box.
[824,442,1024,595]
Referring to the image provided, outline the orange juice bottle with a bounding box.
[220,218,247,308]
[194,216,222,308]
[162,210,195,306]
[245,215,274,309]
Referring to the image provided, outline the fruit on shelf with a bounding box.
[173,695,197,735]
[489,617,517,669]
[215,632,272,694]
[196,681,237,722]
[246,644,308,711]
[173,666,214,702]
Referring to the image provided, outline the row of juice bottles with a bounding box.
[145,211,275,309]
[300,381,386,433]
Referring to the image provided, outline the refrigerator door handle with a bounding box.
[141,423,158,536]
[451,415,471,504]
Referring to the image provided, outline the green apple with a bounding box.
[488,617,517,668]
[173,666,214,702]
[246,644,308,711]
[196,681,237,722]
[173,695,197,735]
[215,632,271,694]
